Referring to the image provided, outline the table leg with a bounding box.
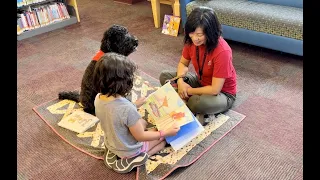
[151,0,161,28]
[173,0,180,17]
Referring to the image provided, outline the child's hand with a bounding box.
[134,96,146,108]
[164,123,180,137]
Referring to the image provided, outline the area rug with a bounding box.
[33,71,246,179]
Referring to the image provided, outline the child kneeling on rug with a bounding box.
[93,52,180,173]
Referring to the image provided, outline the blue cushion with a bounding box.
[249,0,303,8]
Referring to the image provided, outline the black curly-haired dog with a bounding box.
[58,24,138,115]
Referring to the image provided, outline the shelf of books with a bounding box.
[17,0,80,41]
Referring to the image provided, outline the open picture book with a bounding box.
[57,110,100,133]
[143,82,204,151]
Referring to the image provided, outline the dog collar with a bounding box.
[92,50,104,61]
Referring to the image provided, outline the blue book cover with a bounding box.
[165,114,204,151]
[165,114,200,143]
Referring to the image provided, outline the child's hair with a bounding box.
[184,6,222,53]
[93,52,137,97]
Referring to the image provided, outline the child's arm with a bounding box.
[129,119,180,142]
[133,97,146,108]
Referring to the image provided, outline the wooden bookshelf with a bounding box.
[17,0,80,41]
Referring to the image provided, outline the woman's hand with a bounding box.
[134,96,146,108]
[177,80,191,100]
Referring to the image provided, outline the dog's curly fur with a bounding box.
[58,24,138,115]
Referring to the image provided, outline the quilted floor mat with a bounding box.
[33,72,246,179]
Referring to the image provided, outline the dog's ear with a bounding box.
[100,37,111,53]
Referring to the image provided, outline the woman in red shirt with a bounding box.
[159,7,237,121]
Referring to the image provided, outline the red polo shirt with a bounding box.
[182,37,237,95]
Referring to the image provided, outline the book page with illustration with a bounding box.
[58,110,100,133]
[143,82,194,130]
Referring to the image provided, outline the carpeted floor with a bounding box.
[17,0,303,179]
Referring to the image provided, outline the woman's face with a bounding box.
[189,27,206,46]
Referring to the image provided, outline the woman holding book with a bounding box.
[159,7,237,120]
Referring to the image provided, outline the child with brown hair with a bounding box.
[93,52,180,173]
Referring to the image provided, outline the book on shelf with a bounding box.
[161,14,181,37]
[57,110,100,133]
[17,0,56,8]
[17,2,71,35]
[143,82,204,151]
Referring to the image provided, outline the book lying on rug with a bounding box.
[143,82,204,151]
[57,110,100,133]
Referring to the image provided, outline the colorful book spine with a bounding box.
[17,0,50,7]
[17,2,71,35]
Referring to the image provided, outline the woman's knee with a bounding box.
[187,95,202,113]
[159,70,176,85]
[187,95,229,114]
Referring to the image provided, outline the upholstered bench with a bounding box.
[180,0,303,56]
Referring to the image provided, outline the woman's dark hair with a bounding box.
[92,52,137,97]
[184,7,222,53]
